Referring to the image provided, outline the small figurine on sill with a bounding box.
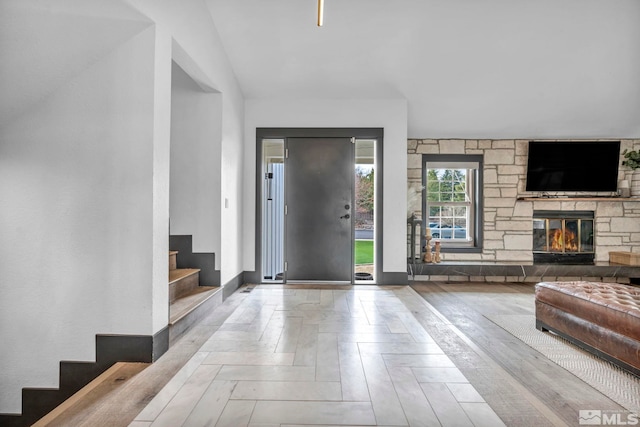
[423,228,433,263]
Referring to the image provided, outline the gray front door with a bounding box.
[285,137,353,282]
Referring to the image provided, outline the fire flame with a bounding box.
[550,228,578,252]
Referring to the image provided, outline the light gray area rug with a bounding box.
[486,314,640,413]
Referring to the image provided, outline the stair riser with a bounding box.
[169,273,200,303]
[169,290,223,345]
[169,235,220,286]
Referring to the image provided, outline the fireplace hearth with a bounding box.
[532,210,595,265]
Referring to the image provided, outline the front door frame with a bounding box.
[252,128,384,284]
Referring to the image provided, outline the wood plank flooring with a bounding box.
[39,282,632,426]
[411,281,629,427]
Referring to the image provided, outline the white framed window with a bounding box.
[423,155,483,252]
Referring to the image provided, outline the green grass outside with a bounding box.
[355,239,374,265]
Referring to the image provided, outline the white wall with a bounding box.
[169,61,222,267]
[128,0,246,286]
[150,26,172,333]
[0,21,157,413]
[243,99,408,275]
[221,117,245,283]
[0,0,244,414]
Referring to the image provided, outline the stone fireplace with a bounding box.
[407,138,640,279]
[532,210,595,265]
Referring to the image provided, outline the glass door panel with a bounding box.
[261,139,285,282]
[355,139,375,282]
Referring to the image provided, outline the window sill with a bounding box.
[438,246,482,254]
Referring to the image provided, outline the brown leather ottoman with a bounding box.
[535,281,640,376]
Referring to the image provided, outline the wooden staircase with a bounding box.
[168,251,221,344]
[31,362,148,427]
[0,251,221,427]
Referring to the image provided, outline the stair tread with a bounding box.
[169,268,200,284]
[169,251,178,255]
[169,286,220,325]
[32,362,148,427]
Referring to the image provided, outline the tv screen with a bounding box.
[525,141,620,192]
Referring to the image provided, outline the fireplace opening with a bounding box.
[532,210,595,265]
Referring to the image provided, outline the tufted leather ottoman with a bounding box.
[535,281,640,376]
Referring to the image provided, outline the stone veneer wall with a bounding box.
[408,139,640,270]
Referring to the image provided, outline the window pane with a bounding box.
[427,168,468,204]
[429,206,442,218]
[426,170,441,201]
[427,205,469,240]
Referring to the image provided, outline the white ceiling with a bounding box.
[206,0,640,138]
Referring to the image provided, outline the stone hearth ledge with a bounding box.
[408,261,640,281]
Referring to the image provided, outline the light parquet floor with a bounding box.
[47,282,632,426]
[129,285,507,427]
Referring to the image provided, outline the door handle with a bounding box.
[340,214,350,219]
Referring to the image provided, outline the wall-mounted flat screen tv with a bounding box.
[525,141,620,192]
